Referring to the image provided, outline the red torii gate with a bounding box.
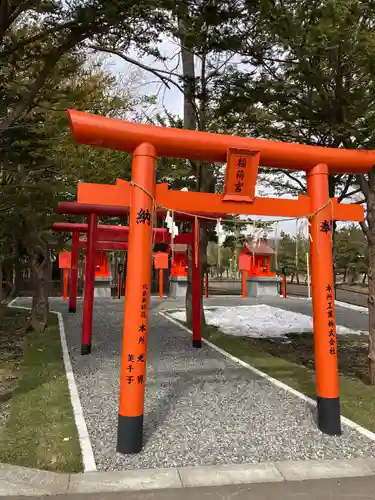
[54,221,130,308]
[52,221,172,298]
[67,108,371,455]
[56,203,220,353]
[53,221,192,293]
[53,215,174,353]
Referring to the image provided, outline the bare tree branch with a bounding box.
[88,44,185,94]
[337,174,353,201]
[265,170,306,193]
[206,53,235,82]
[283,170,307,193]
[260,180,300,194]
[338,187,362,201]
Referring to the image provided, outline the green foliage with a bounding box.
[207,242,233,275]
[276,231,307,277]
[274,225,368,281]
[211,0,375,203]
[335,224,367,281]
[0,0,170,132]
[0,48,147,265]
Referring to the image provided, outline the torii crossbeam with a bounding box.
[67,108,370,456]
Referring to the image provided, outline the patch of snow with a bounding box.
[169,305,364,339]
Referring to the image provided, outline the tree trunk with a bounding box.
[11,239,22,297]
[368,243,375,384]
[186,245,193,324]
[343,268,348,283]
[329,176,338,287]
[30,257,50,332]
[0,259,3,303]
[185,224,207,325]
[178,14,208,326]
[358,168,375,384]
[367,188,375,383]
[23,218,51,332]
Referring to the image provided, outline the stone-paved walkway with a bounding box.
[14,297,374,471]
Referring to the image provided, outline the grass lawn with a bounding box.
[0,306,82,472]
[172,312,375,434]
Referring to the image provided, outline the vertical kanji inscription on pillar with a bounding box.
[117,143,156,454]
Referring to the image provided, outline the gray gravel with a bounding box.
[14,296,375,471]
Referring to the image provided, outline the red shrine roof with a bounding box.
[245,240,274,256]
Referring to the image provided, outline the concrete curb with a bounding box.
[2,458,375,495]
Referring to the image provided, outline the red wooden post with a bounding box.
[117,270,121,299]
[241,271,247,298]
[117,143,156,454]
[239,254,251,299]
[154,252,168,299]
[308,163,341,435]
[159,269,164,298]
[192,218,202,348]
[58,251,71,302]
[81,213,97,355]
[69,231,79,312]
[282,275,287,298]
[117,259,122,300]
[63,269,69,300]
[122,253,127,296]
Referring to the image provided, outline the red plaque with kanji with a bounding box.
[154,252,169,269]
[223,148,260,202]
[59,251,71,269]
[238,254,251,271]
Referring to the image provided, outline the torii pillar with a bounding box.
[69,231,80,313]
[117,143,156,454]
[308,163,340,435]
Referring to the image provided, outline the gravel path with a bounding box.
[14,297,375,471]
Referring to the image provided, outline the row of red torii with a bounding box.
[56,108,372,457]
[54,213,199,351]
[55,215,275,342]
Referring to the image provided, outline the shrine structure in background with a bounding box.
[66,108,372,456]
[239,236,280,297]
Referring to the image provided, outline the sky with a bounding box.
[100,39,337,239]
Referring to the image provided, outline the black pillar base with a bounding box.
[117,414,143,454]
[81,344,91,355]
[317,396,341,435]
[69,307,76,313]
[192,339,202,348]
